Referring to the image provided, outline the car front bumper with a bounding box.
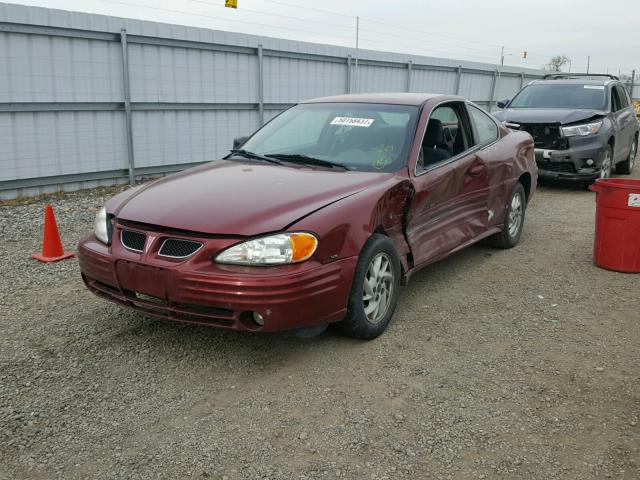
[535,141,607,182]
[78,232,357,332]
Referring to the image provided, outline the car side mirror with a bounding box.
[233,135,249,149]
[496,99,510,109]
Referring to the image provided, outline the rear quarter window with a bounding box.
[468,105,499,146]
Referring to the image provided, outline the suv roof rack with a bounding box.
[542,73,619,80]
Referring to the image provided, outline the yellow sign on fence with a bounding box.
[225,0,237,8]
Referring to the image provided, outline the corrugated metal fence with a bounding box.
[1,3,630,200]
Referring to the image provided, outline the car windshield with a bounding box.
[509,83,606,109]
[238,103,419,172]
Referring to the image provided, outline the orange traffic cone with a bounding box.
[32,204,75,263]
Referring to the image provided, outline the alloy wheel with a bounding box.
[630,142,636,171]
[362,252,394,324]
[508,191,524,238]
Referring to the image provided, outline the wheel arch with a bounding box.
[289,178,414,278]
[518,172,532,202]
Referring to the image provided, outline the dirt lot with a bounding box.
[1,173,639,480]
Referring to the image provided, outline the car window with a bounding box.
[416,102,470,174]
[615,85,629,108]
[260,110,331,152]
[432,106,458,123]
[468,104,499,146]
[240,103,419,173]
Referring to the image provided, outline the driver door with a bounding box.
[405,101,490,267]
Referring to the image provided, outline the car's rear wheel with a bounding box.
[337,234,401,340]
[488,182,526,249]
[616,137,637,175]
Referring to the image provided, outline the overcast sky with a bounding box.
[13,0,640,76]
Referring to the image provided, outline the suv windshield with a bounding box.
[509,83,606,110]
[238,103,419,172]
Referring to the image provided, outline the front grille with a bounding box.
[158,238,203,258]
[536,161,576,173]
[519,123,568,150]
[121,230,146,252]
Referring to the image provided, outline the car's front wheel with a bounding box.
[337,234,401,340]
[488,182,526,249]
[616,137,637,175]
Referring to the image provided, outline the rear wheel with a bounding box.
[337,234,401,340]
[488,182,526,249]
[616,138,637,174]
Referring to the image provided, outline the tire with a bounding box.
[337,234,401,340]
[488,182,526,249]
[616,137,637,175]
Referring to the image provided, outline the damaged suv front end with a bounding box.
[493,78,623,183]
[516,115,609,181]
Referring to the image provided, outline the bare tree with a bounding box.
[546,55,571,72]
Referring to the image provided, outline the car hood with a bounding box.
[112,160,394,236]
[493,108,606,125]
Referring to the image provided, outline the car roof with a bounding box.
[301,92,461,106]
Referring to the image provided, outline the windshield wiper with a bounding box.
[266,153,349,171]
[229,149,285,165]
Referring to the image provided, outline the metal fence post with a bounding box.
[488,69,498,111]
[406,61,412,92]
[119,28,135,186]
[455,66,462,95]
[630,70,635,98]
[257,44,264,126]
[346,55,352,93]
[520,72,525,88]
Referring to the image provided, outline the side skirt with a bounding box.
[402,225,504,284]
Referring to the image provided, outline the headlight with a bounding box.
[94,206,110,244]
[215,232,318,265]
[561,121,602,137]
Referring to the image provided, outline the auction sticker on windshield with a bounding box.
[330,117,374,127]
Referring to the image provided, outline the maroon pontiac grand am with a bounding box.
[79,93,536,339]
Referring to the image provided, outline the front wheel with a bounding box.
[616,138,637,175]
[488,182,526,249]
[337,234,401,340]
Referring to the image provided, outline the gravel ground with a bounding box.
[1,172,639,480]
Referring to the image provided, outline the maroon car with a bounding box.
[79,93,536,339]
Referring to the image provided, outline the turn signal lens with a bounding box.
[215,232,319,265]
[290,232,318,262]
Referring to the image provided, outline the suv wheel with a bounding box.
[616,137,637,175]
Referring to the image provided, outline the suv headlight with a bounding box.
[215,232,318,265]
[561,120,602,137]
[94,206,111,244]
